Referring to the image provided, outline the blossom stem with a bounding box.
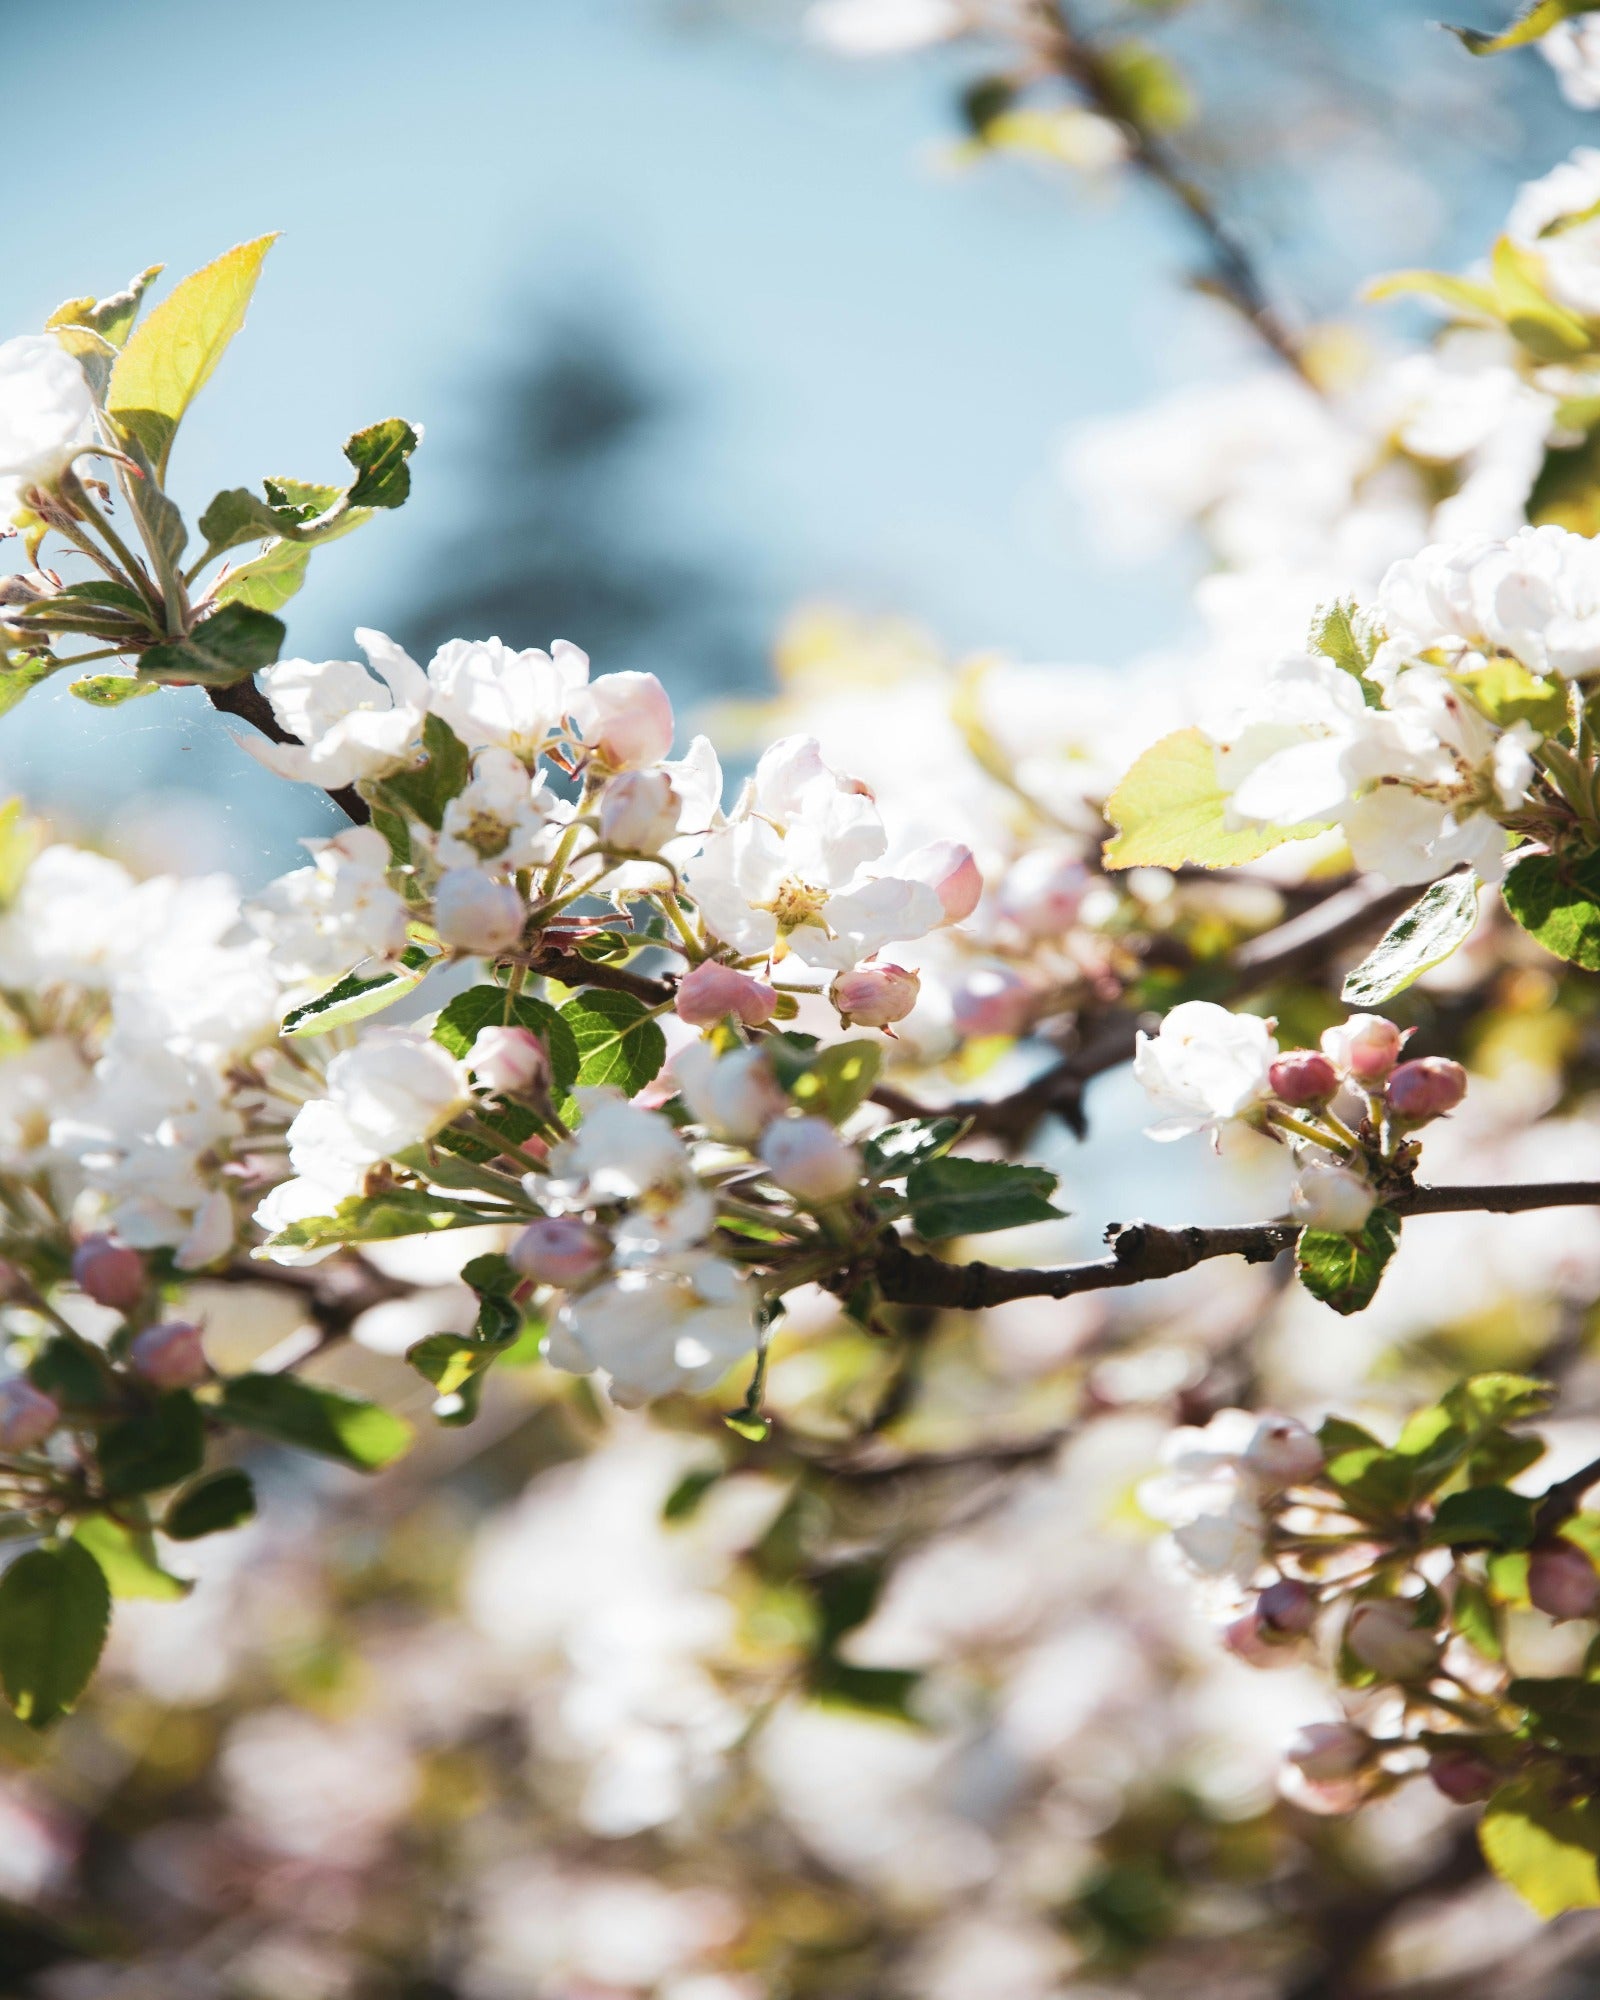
[1267,1108,1350,1154]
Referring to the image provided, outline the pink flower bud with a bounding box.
[1528,1541,1600,1622]
[599,768,680,853]
[760,1117,861,1205]
[951,965,1033,1040]
[829,963,920,1028]
[1258,1577,1316,1636]
[509,1216,611,1288]
[469,1025,550,1098]
[434,869,525,953]
[579,671,675,768]
[0,1378,58,1451]
[1321,1013,1406,1083]
[1245,1414,1325,1486]
[71,1235,146,1311]
[1285,1721,1370,1783]
[1269,1050,1340,1108]
[129,1321,208,1390]
[996,849,1089,937]
[1385,1057,1468,1124]
[1346,1599,1439,1681]
[1223,1604,1307,1668]
[902,840,982,926]
[1429,1750,1497,1804]
[1290,1164,1377,1237]
[676,961,779,1029]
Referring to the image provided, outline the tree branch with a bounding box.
[206,680,372,826]
[1231,875,1423,987]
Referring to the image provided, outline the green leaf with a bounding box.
[1491,235,1593,362]
[0,651,59,718]
[282,945,435,1038]
[68,674,159,707]
[107,235,278,476]
[47,263,164,350]
[1482,1775,1600,1917]
[1309,599,1383,701]
[863,1117,965,1179]
[434,984,580,1092]
[27,1339,114,1414]
[1509,1677,1600,1754]
[213,539,311,614]
[560,990,668,1097]
[343,418,421,509]
[1387,1372,1552,1500]
[196,486,292,556]
[663,1467,723,1522]
[767,1035,883,1123]
[1364,268,1502,319]
[263,476,344,522]
[1502,849,1600,969]
[71,1514,189,1601]
[0,1541,111,1727]
[261,1188,497,1254]
[216,1373,412,1471]
[1448,0,1600,54]
[163,1469,257,1541]
[1295,1208,1401,1316]
[377,714,469,830]
[1317,1415,1413,1519]
[1095,39,1193,130]
[809,1658,922,1722]
[98,1391,206,1498]
[1103,727,1327,870]
[1426,1484,1537,1550]
[136,603,285,688]
[1341,873,1481,1006]
[1453,1576,1504,1659]
[1458,656,1568,732]
[905,1156,1065,1239]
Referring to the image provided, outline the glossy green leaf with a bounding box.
[262,1188,500,1253]
[768,1035,883,1122]
[1426,1484,1537,1550]
[561,990,668,1097]
[1295,1208,1401,1316]
[217,1373,412,1471]
[1342,873,1480,1006]
[282,945,435,1037]
[863,1117,965,1179]
[0,1541,111,1728]
[1492,235,1593,361]
[107,235,277,475]
[1502,849,1600,969]
[343,418,421,509]
[136,603,285,688]
[1103,727,1325,870]
[905,1156,1064,1239]
[163,1469,257,1541]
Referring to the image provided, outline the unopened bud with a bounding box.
[469,1025,549,1099]
[71,1235,146,1311]
[1258,1577,1316,1636]
[674,1042,788,1143]
[1385,1057,1467,1124]
[1245,1414,1324,1486]
[434,868,525,953]
[129,1320,208,1390]
[1290,1163,1377,1237]
[830,962,920,1029]
[902,840,982,926]
[996,848,1089,937]
[599,768,680,853]
[1346,1599,1439,1681]
[676,961,779,1029]
[1429,1749,1497,1804]
[760,1117,861,1205]
[0,1377,59,1451]
[509,1216,610,1288]
[578,671,675,769]
[1269,1050,1340,1108]
[1528,1540,1600,1622]
[1322,1013,1407,1083]
[951,964,1033,1040]
[1285,1720,1370,1783]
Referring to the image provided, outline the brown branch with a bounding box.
[1231,875,1423,987]
[506,945,674,1006]
[872,1010,1140,1144]
[206,679,372,826]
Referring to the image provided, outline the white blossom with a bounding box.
[1133,1001,1278,1142]
[1507,147,1600,320]
[0,334,96,518]
[436,749,565,870]
[426,636,590,763]
[242,629,430,789]
[804,0,965,57]
[546,1254,758,1407]
[245,825,410,987]
[1542,18,1600,108]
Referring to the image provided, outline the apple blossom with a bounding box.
[510,1217,612,1289]
[674,962,779,1029]
[995,849,1089,937]
[468,1026,549,1099]
[545,1254,758,1406]
[1542,19,1600,109]
[436,749,564,870]
[1268,1050,1340,1107]
[1258,1577,1316,1636]
[574,671,675,769]
[1385,1057,1467,1123]
[1528,1542,1600,1622]
[128,1320,209,1390]
[1321,1014,1405,1083]
[433,869,525,954]
[241,629,430,790]
[599,769,682,854]
[828,962,919,1028]
[1346,1600,1439,1680]
[0,334,96,518]
[245,825,410,985]
[805,0,965,56]
[425,636,590,763]
[901,839,983,925]
[0,1377,59,1453]
[1428,1751,1498,1804]
[673,1043,789,1144]
[1290,1163,1377,1236]
[1285,1722,1371,1784]
[950,964,1033,1039]
[71,1234,146,1310]
[1133,1000,1278,1143]
[759,1117,861,1205]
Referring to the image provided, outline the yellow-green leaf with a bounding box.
[1449,0,1600,54]
[1103,727,1325,870]
[107,235,278,476]
[1481,1774,1600,1917]
[1491,236,1593,363]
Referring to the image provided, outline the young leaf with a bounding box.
[164,1468,257,1541]
[560,991,668,1097]
[1341,873,1480,1006]
[262,1188,498,1253]
[1481,1774,1600,1918]
[107,235,278,476]
[71,1515,190,1600]
[69,674,159,708]
[282,945,435,1038]
[136,603,286,688]
[1501,849,1600,969]
[771,1038,883,1123]
[1491,235,1593,362]
[905,1156,1064,1239]
[0,651,60,719]
[434,984,580,1092]
[213,540,311,614]
[1103,727,1325,870]
[216,1374,412,1471]
[0,1542,111,1728]
[98,1391,206,1498]
[378,714,470,830]
[1364,268,1502,319]
[1448,0,1600,54]
[1295,1209,1401,1316]
[343,418,421,509]
[1309,599,1382,693]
